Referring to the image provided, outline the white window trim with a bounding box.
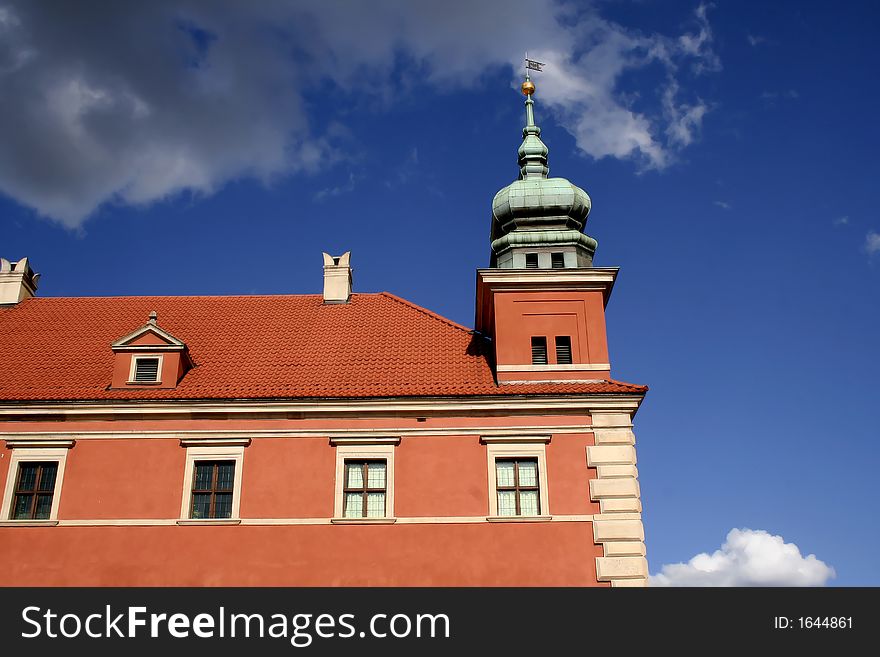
[1,446,72,524]
[128,354,164,384]
[485,441,551,520]
[178,445,245,523]
[332,443,396,522]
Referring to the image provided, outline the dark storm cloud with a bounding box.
[0,1,718,227]
[0,1,317,226]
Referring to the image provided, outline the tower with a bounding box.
[475,75,649,585]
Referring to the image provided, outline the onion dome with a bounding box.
[490,74,597,268]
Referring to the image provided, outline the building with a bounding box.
[0,78,648,586]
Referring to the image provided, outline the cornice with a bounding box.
[0,394,645,419]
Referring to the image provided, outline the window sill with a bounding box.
[330,517,397,525]
[125,380,162,386]
[176,519,242,526]
[0,520,59,527]
[486,515,552,523]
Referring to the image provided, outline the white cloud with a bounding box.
[677,3,721,75]
[650,528,836,587]
[0,1,720,227]
[313,172,358,203]
[865,231,880,256]
[747,33,767,47]
[713,200,731,210]
[663,81,709,148]
[384,147,420,189]
[833,216,849,226]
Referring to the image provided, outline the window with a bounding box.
[555,336,573,364]
[129,355,162,384]
[483,437,551,520]
[495,458,540,516]
[525,253,539,268]
[331,439,398,522]
[0,444,72,523]
[190,461,235,519]
[10,462,57,520]
[531,336,548,364]
[343,460,387,518]
[551,252,565,269]
[179,441,247,523]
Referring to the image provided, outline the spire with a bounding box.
[488,67,596,269]
[518,73,549,180]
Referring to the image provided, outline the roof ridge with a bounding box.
[378,292,475,335]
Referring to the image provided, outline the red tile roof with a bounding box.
[0,293,647,402]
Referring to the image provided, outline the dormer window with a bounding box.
[131,356,161,383]
[110,311,191,389]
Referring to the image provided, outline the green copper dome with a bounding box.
[492,177,591,234]
[489,76,597,268]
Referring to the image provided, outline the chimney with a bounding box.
[322,251,352,304]
[0,257,40,305]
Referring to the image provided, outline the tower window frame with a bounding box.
[531,336,548,365]
[555,336,573,364]
[524,253,539,269]
[550,252,565,269]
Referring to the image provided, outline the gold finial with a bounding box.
[521,79,536,96]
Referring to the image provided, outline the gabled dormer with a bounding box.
[110,311,192,389]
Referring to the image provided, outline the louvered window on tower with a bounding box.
[531,337,548,365]
[133,357,160,382]
[555,336,573,364]
[525,253,539,268]
[551,252,565,269]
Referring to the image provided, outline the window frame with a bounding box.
[189,460,236,520]
[179,444,245,524]
[494,457,541,517]
[1,446,71,524]
[483,439,551,521]
[331,440,397,523]
[531,336,548,365]
[128,354,164,384]
[341,459,388,519]
[554,335,573,364]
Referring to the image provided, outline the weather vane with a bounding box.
[525,53,545,72]
[523,53,545,96]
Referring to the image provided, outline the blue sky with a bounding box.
[2,1,878,585]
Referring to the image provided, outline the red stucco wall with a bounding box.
[493,290,610,374]
[0,417,605,586]
[0,522,606,586]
